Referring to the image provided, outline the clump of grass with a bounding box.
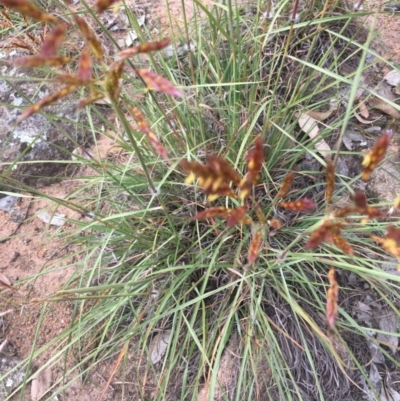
[1,0,400,400]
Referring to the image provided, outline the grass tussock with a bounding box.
[1,0,400,400]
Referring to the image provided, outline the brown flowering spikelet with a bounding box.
[305,220,343,250]
[326,267,339,330]
[77,49,93,83]
[119,39,171,59]
[105,60,124,101]
[333,206,355,218]
[239,136,264,199]
[14,55,70,68]
[280,199,315,212]
[131,107,168,159]
[371,225,400,258]
[181,157,238,201]
[16,85,77,124]
[226,206,249,227]
[268,219,282,230]
[325,161,335,203]
[78,91,104,108]
[193,207,232,221]
[255,205,266,224]
[96,0,120,13]
[73,15,104,60]
[333,234,353,255]
[0,0,58,22]
[394,196,400,209]
[207,155,241,185]
[39,24,67,57]
[333,191,384,220]
[137,69,183,98]
[277,171,294,199]
[353,190,384,219]
[248,229,262,264]
[362,129,392,181]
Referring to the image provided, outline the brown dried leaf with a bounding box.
[306,108,335,121]
[369,98,400,119]
[358,99,369,118]
[0,0,58,22]
[354,112,380,124]
[0,273,11,287]
[298,113,331,159]
[31,367,52,401]
[137,69,183,98]
[149,330,171,364]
